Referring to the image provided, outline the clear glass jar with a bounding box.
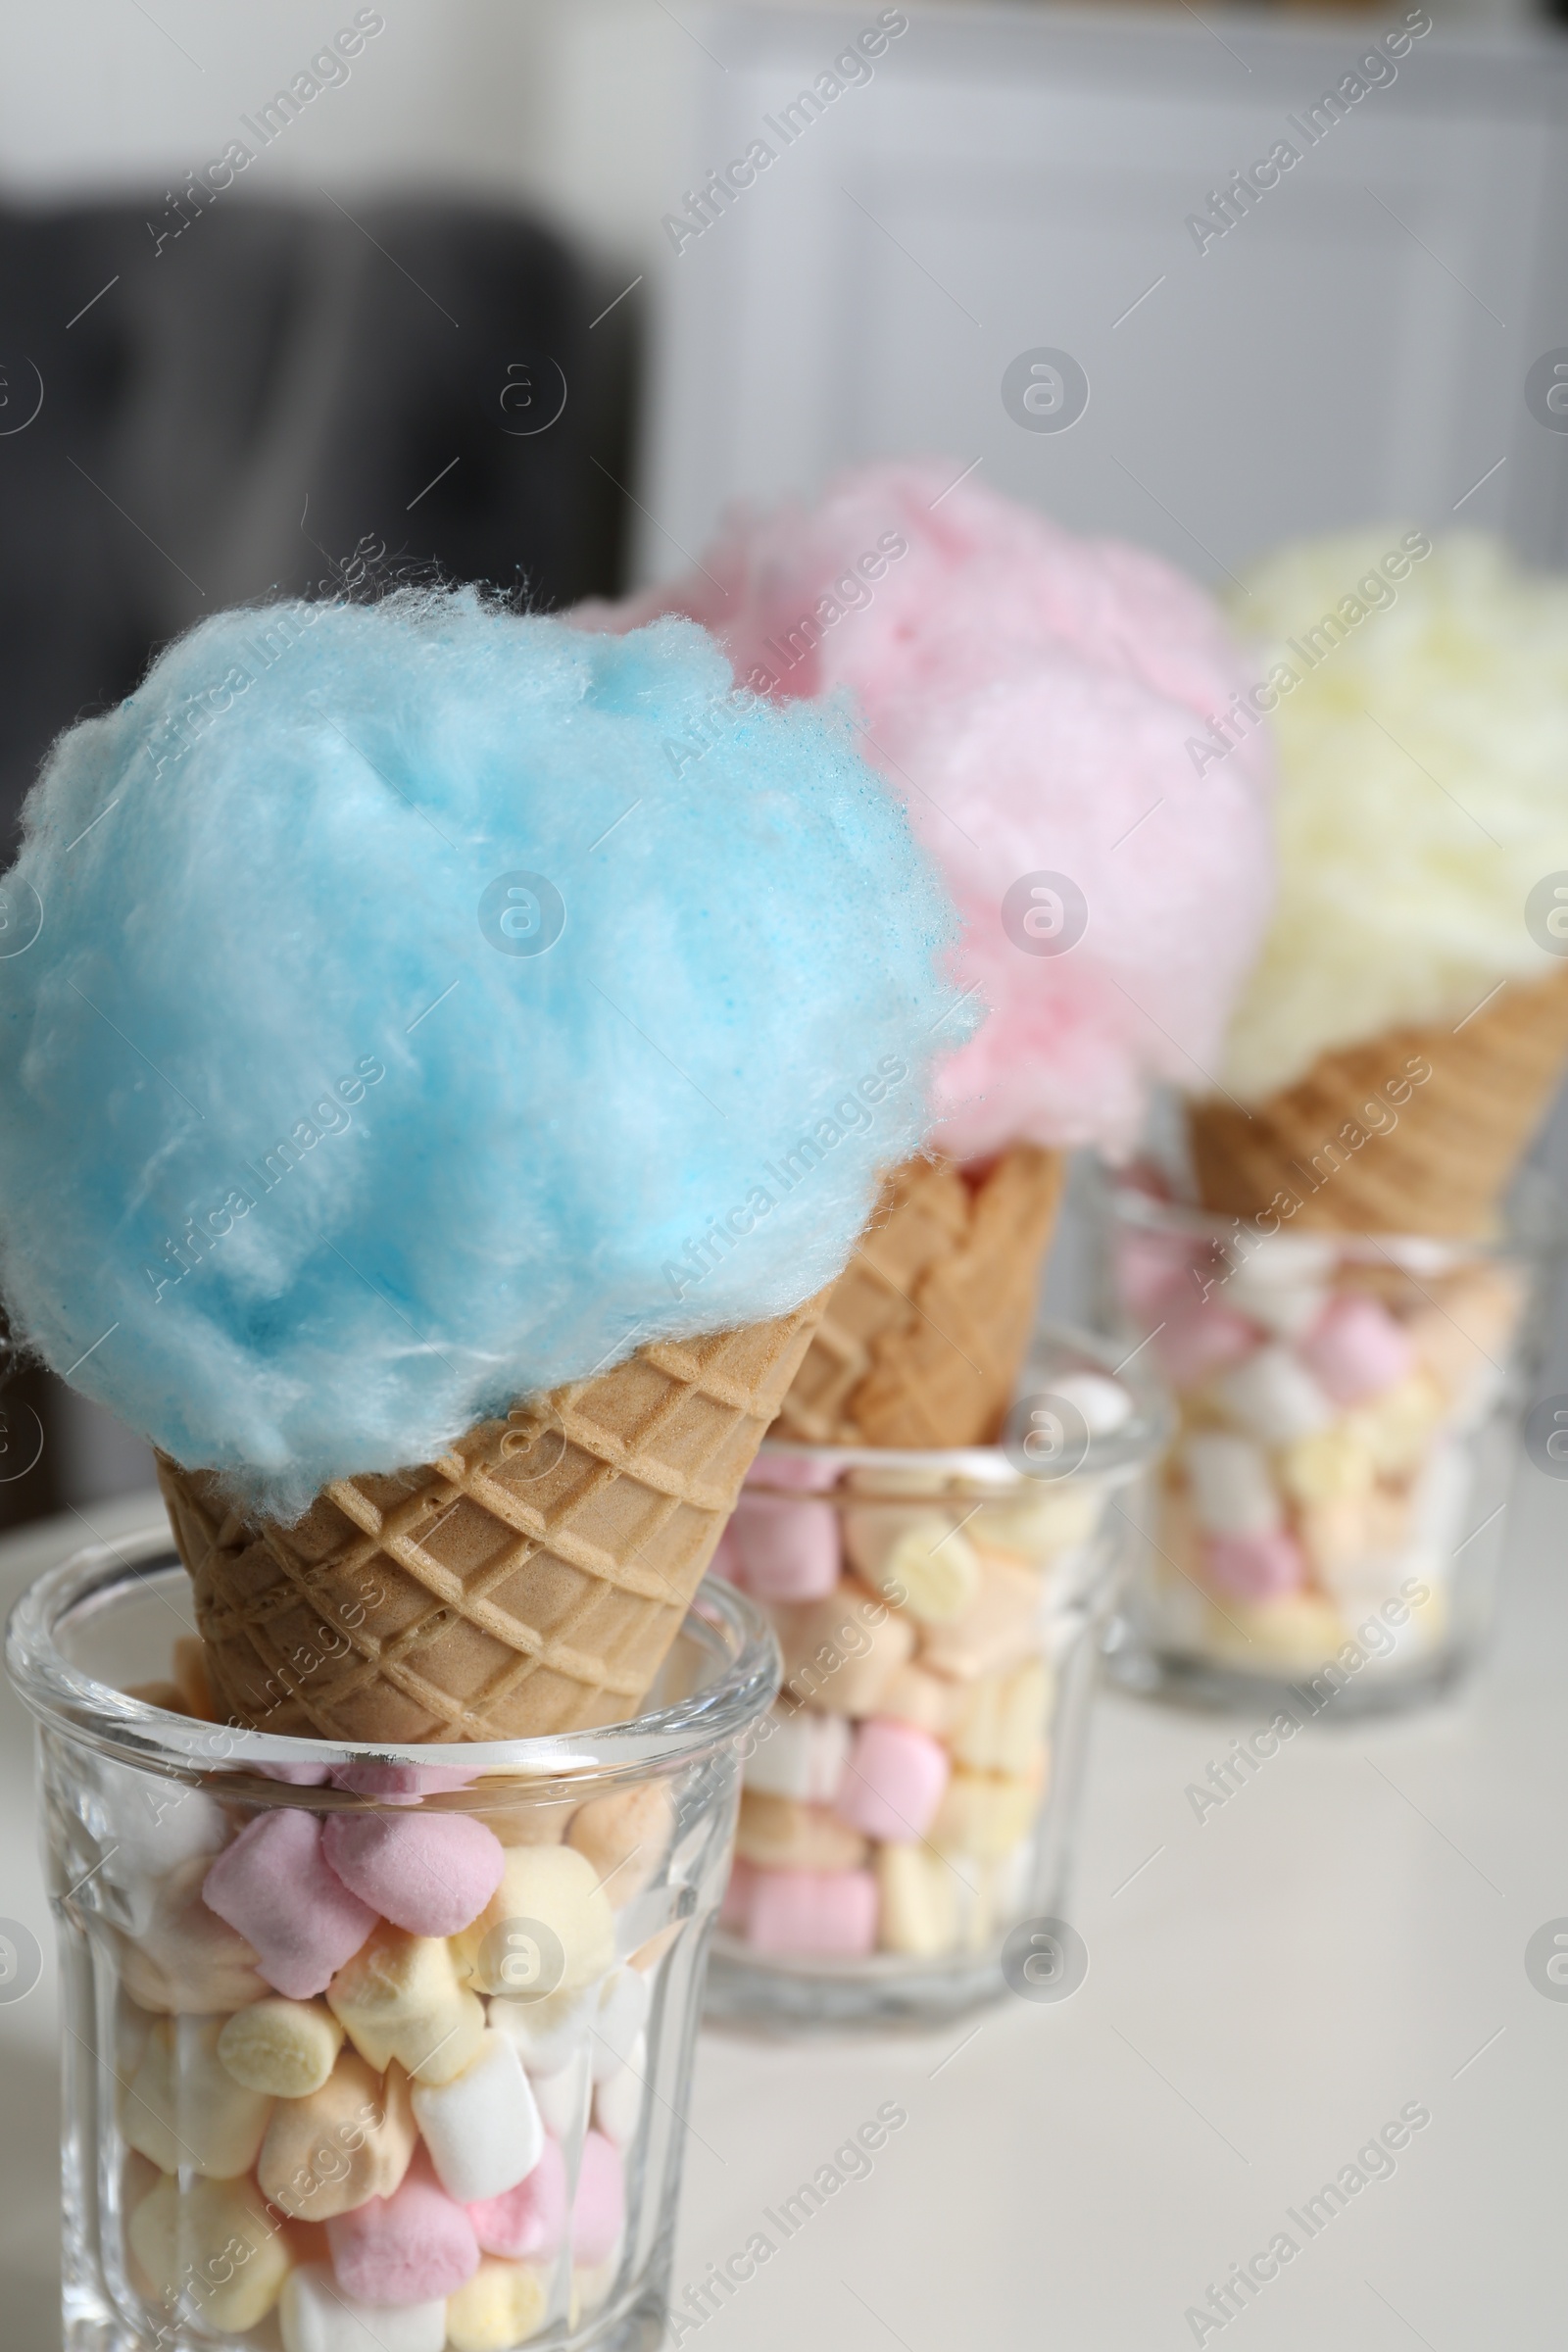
[5,1526,777,2352]
[704,1327,1172,2031]
[1100,1169,1563,1715]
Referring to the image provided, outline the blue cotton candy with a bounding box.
[0,593,961,1515]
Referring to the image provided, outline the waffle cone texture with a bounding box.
[160,1298,826,1742]
[771,1145,1065,1449]
[1188,964,1568,1237]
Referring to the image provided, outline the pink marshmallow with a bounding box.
[328,2154,481,2306]
[329,1763,478,1803]
[321,1810,505,1936]
[467,2133,568,2263]
[1200,1530,1305,1601]
[1152,1300,1259,1389]
[1117,1229,1202,1320]
[202,1808,376,1999]
[746,1868,878,1958]
[728,1494,842,1601]
[720,1858,757,1934]
[834,1718,950,1842]
[570,2132,625,2269]
[710,1523,743,1582]
[1299,1294,1415,1406]
[745,1450,840,1492]
[254,1762,334,1786]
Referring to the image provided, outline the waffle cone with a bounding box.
[159,1298,826,1743]
[770,1145,1064,1449]
[1189,964,1568,1236]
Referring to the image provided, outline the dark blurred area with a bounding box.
[0,190,638,1531]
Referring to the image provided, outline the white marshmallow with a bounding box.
[590,1966,651,2082]
[1047,1372,1132,1436]
[1409,1440,1470,1570]
[410,2031,543,2204]
[1224,1234,1335,1337]
[280,2261,446,2352]
[96,1765,228,1934]
[593,2032,646,2147]
[531,2047,590,2138]
[1182,1433,1282,1537]
[1210,1345,1332,1445]
[742,1707,852,1803]
[488,1981,596,2076]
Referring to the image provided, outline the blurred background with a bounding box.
[3,0,1568,1531]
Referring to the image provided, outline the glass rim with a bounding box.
[4,1524,780,1788]
[750,1320,1173,1491]
[1108,1158,1566,1265]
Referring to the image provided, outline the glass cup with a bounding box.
[5,1526,777,2352]
[704,1327,1172,2031]
[1100,1168,1563,1715]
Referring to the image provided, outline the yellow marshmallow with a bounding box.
[567,1779,675,1908]
[1344,1371,1446,1477]
[452,1843,615,1999]
[446,2257,549,2350]
[874,1662,960,1739]
[842,1508,980,1622]
[734,1793,867,1872]
[772,1578,916,1717]
[875,1843,956,1958]
[970,1484,1103,1563]
[1277,1426,1374,1506]
[218,1997,343,2099]
[127,2171,292,2333]
[326,1922,485,2084]
[928,1768,1040,1862]
[122,2015,272,2179]
[949,1662,1053,1777]
[916,1551,1042,1681]
[257,2048,416,2221]
[1203,1592,1345,1675]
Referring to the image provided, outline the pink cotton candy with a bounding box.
[581,463,1275,1160]
[746,1867,879,1958]
[201,1808,377,1999]
[1201,1530,1305,1601]
[328,2155,480,2306]
[468,2133,568,2262]
[834,1718,950,1842]
[321,1810,505,1936]
[728,1494,842,1600]
[1299,1294,1415,1406]
[571,2132,625,2269]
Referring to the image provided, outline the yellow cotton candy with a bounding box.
[446,2257,550,2350]
[218,1997,343,2098]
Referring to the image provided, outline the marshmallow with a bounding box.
[835,1718,951,1843]
[411,2032,544,2205]
[773,1579,915,1715]
[1200,1530,1306,1602]
[488,1798,574,1850]
[928,1768,1038,1861]
[948,1662,1052,1776]
[742,1706,852,1803]
[95,1764,227,1932]
[1222,1250,1329,1338]
[748,1450,841,1491]
[729,1493,842,1600]
[565,1779,674,1908]
[320,1812,505,1938]
[451,1846,615,1999]
[329,1764,479,1803]
[1225,1231,1337,1292]
[745,1868,878,1957]
[874,1843,956,1958]
[871,1662,959,1739]
[128,2171,293,2333]
[118,1854,269,2016]
[710,1522,742,1581]
[969,1484,1102,1563]
[532,2051,590,2139]
[204,1811,378,2000]
[122,2014,272,2179]
[1048,1372,1133,1435]
[1203,1591,1345,1676]
[280,2260,447,2352]
[915,1551,1042,1680]
[327,2154,480,2307]
[1344,1371,1446,1476]
[1277,1427,1375,1507]
[1299,1292,1415,1403]
[1152,1300,1258,1388]
[570,2132,624,2270]
[590,1965,652,2082]
[466,2131,567,2261]
[593,2034,646,2147]
[257,2049,416,2221]
[1182,1433,1282,1538]
[326,1922,486,2084]
[488,1981,596,2076]
[719,1858,756,1936]
[219,1998,344,2098]
[1209,1344,1332,1444]
[1405,1262,1523,1402]
[735,1792,867,1872]
[445,2258,550,2352]
[1116,1225,1199,1317]
[842,1508,979,1622]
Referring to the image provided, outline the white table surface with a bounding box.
[2,1480,1563,2351]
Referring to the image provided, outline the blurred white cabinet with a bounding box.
[638,3,1568,583]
